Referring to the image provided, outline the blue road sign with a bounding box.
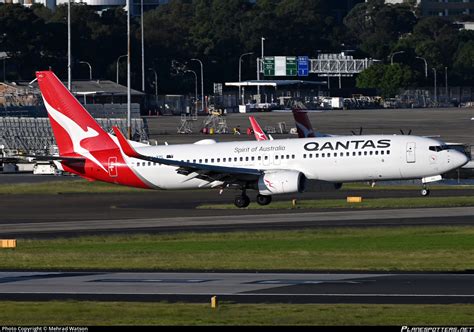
[298,56,309,77]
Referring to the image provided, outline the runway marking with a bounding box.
[248,280,366,285]
[91,278,216,284]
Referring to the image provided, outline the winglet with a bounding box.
[113,126,141,158]
[249,116,269,141]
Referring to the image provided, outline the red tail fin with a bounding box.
[36,71,116,157]
[292,109,315,138]
[249,116,269,141]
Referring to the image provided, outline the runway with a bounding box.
[0,271,472,304]
[1,206,474,238]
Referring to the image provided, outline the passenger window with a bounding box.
[381,151,384,155]
[387,150,391,155]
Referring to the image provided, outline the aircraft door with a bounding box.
[406,142,416,163]
[108,157,118,177]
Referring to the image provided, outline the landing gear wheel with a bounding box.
[234,194,250,208]
[256,194,272,206]
[421,188,430,197]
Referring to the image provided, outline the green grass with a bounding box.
[342,183,474,190]
[198,196,474,210]
[1,227,473,271]
[0,179,471,195]
[0,301,472,325]
[0,180,149,194]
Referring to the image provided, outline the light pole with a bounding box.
[126,0,131,139]
[415,56,428,78]
[185,70,198,115]
[141,0,145,92]
[445,66,448,102]
[390,51,405,65]
[79,61,92,80]
[239,52,253,105]
[0,51,9,83]
[148,67,158,108]
[67,0,71,91]
[116,54,127,84]
[257,37,265,95]
[190,58,204,113]
[433,67,437,106]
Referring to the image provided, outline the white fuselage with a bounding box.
[119,135,469,191]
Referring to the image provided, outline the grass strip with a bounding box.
[197,196,474,210]
[0,179,471,195]
[1,227,473,271]
[0,301,473,325]
[0,180,148,194]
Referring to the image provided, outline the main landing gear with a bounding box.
[234,192,250,208]
[233,191,273,208]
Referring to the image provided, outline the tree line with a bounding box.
[0,0,473,97]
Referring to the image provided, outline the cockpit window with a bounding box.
[429,145,449,152]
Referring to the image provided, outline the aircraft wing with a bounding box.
[113,127,262,184]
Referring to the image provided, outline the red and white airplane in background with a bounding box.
[250,109,323,141]
[36,70,469,208]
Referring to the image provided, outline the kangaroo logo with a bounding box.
[44,98,107,172]
[255,130,267,141]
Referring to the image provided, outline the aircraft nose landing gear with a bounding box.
[421,185,430,197]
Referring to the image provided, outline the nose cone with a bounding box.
[453,151,470,168]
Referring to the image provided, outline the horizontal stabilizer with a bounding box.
[22,155,86,162]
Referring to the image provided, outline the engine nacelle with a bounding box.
[258,170,306,195]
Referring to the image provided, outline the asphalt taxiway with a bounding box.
[1,206,474,238]
[0,271,472,304]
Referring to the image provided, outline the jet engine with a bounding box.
[257,170,306,195]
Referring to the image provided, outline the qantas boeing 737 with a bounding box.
[36,71,469,208]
